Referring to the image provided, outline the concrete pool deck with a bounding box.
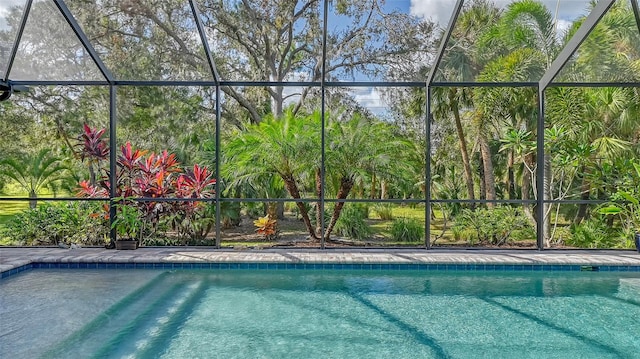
[2,247,640,274]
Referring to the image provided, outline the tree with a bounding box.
[199,0,437,123]
[430,0,502,203]
[0,149,69,208]
[222,109,320,238]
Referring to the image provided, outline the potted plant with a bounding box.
[111,199,143,250]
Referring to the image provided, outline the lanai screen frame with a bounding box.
[1,0,639,249]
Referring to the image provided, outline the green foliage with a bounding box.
[111,199,143,240]
[599,160,640,234]
[307,204,330,227]
[1,202,109,246]
[373,204,393,220]
[453,207,532,246]
[334,204,372,240]
[219,202,241,228]
[0,148,70,207]
[567,220,618,249]
[351,203,370,219]
[242,202,264,218]
[389,218,424,243]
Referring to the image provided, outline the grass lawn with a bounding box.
[0,200,29,225]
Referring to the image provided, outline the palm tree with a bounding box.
[222,109,320,238]
[0,149,69,208]
[432,0,502,203]
[472,0,557,239]
[324,114,411,240]
[545,0,640,239]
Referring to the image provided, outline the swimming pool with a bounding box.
[1,268,639,358]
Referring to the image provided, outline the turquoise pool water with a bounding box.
[1,269,639,358]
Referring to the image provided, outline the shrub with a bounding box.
[77,124,217,244]
[352,203,370,219]
[307,203,330,227]
[389,218,424,243]
[334,204,372,240]
[452,207,532,246]
[1,202,109,246]
[254,215,279,241]
[374,204,393,220]
[567,220,618,248]
[242,202,263,218]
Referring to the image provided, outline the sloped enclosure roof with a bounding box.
[0,0,638,87]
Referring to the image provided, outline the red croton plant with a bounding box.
[77,124,216,244]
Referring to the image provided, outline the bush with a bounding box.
[389,218,424,243]
[242,202,263,218]
[567,220,618,248]
[334,204,372,240]
[352,203,370,219]
[374,204,393,220]
[452,207,532,246]
[307,203,330,227]
[1,202,109,246]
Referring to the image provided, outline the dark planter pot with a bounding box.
[635,233,640,253]
[115,239,138,250]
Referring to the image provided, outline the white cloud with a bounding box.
[410,0,456,25]
[555,18,572,36]
[0,0,28,30]
[353,87,383,110]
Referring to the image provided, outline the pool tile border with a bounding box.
[3,261,640,279]
[2,248,640,279]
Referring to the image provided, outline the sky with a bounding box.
[0,0,26,29]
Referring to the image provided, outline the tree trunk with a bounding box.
[450,91,475,202]
[370,172,377,199]
[522,153,536,226]
[479,137,496,207]
[507,151,516,199]
[324,176,354,240]
[315,168,322,236]
[282,174,318,240]
[276,202,285,220]
[89,163,97,187]
[543,153,552,246]
[574,168,590,225]
[272,85,284,118]
[29,190,37,209]
[479,154,486,201]
[381,180,388,199]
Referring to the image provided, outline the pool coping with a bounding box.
[2,247,640,278]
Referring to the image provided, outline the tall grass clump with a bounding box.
[374,204,394,220]
[334,204,372,240]
[389,217,424,242]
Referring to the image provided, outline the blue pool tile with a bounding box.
[423,264,435,271]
